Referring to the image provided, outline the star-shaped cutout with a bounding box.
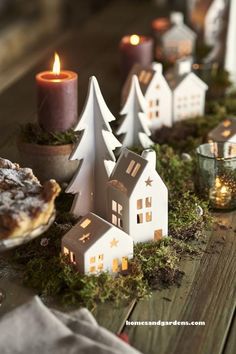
[145,177,153,186]
[110,238,119,248]
[79,233,90,243]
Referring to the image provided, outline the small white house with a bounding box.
[157,12,197,62]
[208,117,236,144]
[122,62,172,130]
[61,212,133,274]
[166,57,208,122]
[107,148,168,243]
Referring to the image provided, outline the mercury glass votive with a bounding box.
[196,142,236,210]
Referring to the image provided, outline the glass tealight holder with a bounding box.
[196,142,236,210]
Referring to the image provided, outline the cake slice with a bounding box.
[0,158,60,239]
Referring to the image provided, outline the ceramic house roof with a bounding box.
[108,148,150,197]
[122,64,156,101]
[166,70,208,91]
[62,212,120,253]
[163,22,197,41]
[208,117,236,141]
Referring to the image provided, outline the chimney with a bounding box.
[141,149,156,169]
[176,57,193,76]
[152,62,163,74]
[170,12,184,26]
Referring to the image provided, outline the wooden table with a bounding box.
[0,1,235,353]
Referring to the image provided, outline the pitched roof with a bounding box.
[208,117,236,142]
[166,70,208,91]
[108,148,148,197]
[122,64,156,102]
[62,212,114,253]
[163,23,196,41]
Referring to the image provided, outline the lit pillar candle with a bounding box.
[119,34,154,80]
[36,53,78,132]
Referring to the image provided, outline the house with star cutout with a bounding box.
[61,212,133,274]
[106,148,168,243]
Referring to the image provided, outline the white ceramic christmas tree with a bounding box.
[117,75,152,149]
[66,76,121,218]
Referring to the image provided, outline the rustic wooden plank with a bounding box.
[94,299,136,333]
[124,235,211,354]
[163,212,236,354]
[223,311,236,354]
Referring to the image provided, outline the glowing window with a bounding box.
[90,256,96,264]
[97,263,104,271]
[137,214,143,224]
[122,257,128,271]
[63,247,69,255]
[149,100,154,108]
[146,197,152,208]
[112,214,117,225]
[112,200,117,211]
[117,204,123,215]
[80,218,91,228]
[70,252,76,263]
[118,218,123,228]
[89,266,96,273]
[112,258,119,272]
[131,163,141,177]
[146,211,152,222]
[137,199,143,209]
[126,160,136,174]
[98,254,104,261]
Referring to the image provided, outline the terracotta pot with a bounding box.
[17,141,79,183]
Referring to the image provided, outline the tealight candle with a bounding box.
[196,142,236,210]
[119,34,154,80]
[209,177,232,208]
[36,53,78,132]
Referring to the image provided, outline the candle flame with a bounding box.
[130,34,140,46]
[52,52,60,75]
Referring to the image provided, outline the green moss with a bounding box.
[20,123,80,145]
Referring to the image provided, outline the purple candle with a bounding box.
[36,53,78,132]
[119,34,154,80]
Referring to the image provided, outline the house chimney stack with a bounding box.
[141,149,156,169]
[176,57,193,76]
[152,62,163,74]
[170,12,184,26]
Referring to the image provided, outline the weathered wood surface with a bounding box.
[0,1,235,353]
[124,213,236,354]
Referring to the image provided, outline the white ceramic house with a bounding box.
[166,57,208,122]
[107,148,168,243]
[61,212,133,274]
[204,0,226,46]
[160,12,196,62]
[122,63,172,130]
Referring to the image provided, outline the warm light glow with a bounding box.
[215,177,221,188]
[221,186,228,194]
[52,52,60,75]
[130,34,140,46]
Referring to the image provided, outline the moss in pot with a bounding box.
[18,123,80,183]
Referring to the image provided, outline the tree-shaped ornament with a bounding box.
[117,75,152,148]
[66,76,121,218]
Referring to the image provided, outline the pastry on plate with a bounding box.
[0,158,60,239]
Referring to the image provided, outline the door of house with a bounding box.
[154,229,163,241]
